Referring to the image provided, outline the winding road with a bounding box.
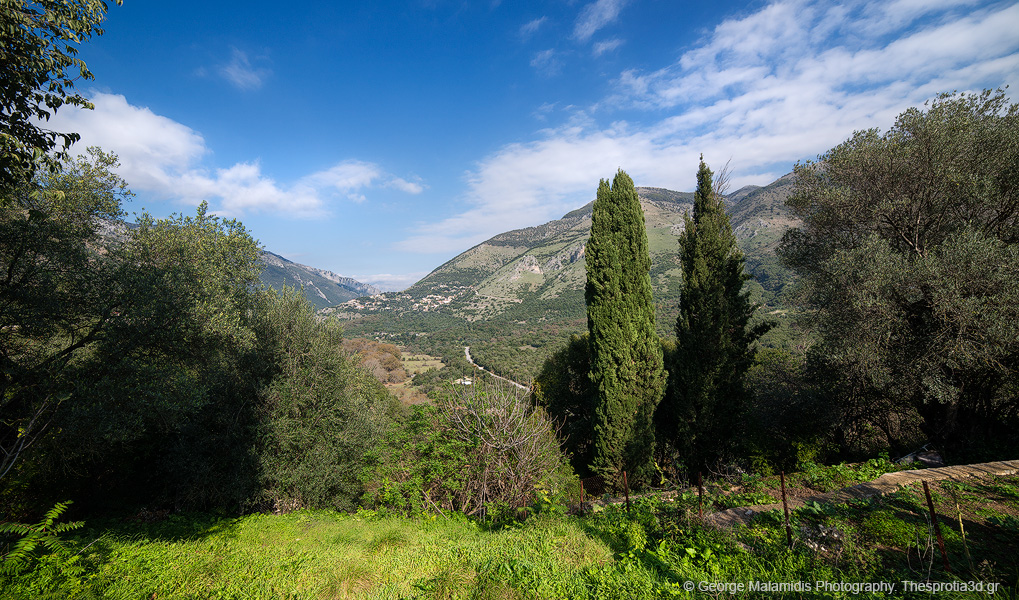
[463,346,530,391]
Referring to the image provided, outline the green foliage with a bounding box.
[797,455,906,492]
[532,333,595,476]
[362,405,474,516]
[367,380,573,521]
[661,158,772,475]
[25,200,268,510]
[255,289,398,512]
[739,348,831,471]
[2,149,399,514]
[0,148,168,486]
[0,500,82,574]
[586,170,666,487]
[0,0,120,189]
[4,473,1019,599]
[779,89,1019,462]
[438,379,574,521]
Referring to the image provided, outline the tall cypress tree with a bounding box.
[586,169,666,487]
[662,157,771,473]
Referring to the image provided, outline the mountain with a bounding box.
[331,174,800,382]
[259,251,381,309]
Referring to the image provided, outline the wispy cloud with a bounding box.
[530,49,562,76]
[593,38,623,56]
[520,16,547,38]
[401,0,1019,254]
[573,0,629,42]
[387,177,426,194]
[360,271,430,292]
[47,93,423,218]
[219,47,271,90]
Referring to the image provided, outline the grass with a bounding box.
[401,353,445,376]
[4,471,1018,599]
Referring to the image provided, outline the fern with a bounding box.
[0,500,84,573]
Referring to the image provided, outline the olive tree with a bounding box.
[778,89,1019,462]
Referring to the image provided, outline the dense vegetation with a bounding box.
[778,90,1019,464]
[538,90,1019,483]
[2,2,1017,596]
[4,470,1018,598]
[0,145,400,514]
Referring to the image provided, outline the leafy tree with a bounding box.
[660,157,770,474]
[585,170,665,486]
[0,0,121,190]
[0,152,270,510]
[254,289,398,512]
[778,89,1019,462]
[26,200,267,509]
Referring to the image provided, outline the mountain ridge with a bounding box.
[329,174,801,382]
[258,250,381,309]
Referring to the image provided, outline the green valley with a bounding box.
[332,177,802,383]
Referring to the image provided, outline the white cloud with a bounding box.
[45,92,206,191]
[530,49,562,76]
[219,47,271,90]
[573,0,629,42]
[387,177,426,194]
[593,38,624,56]
[398,128,704,254]
[46,93,422,218]
[520,16,547,38]
[400,0,1019,254]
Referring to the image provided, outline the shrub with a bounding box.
[366,380,576,519]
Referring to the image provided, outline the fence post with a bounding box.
[923,480,952,574]
[781,471,792,548]
[623,471,631,513]
[698,472,704,520]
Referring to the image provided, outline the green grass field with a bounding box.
[4,471,1018,599]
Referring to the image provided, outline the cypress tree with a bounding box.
[663,157,770,473]
[585,169,666,487]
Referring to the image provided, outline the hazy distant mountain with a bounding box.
[259,251,381,309]
[331,174,800,382]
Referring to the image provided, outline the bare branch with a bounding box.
[713,157,733,200]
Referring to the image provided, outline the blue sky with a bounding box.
[51,0,1019,290]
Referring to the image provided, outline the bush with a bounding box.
[361,405,473,516]
[365,380,576,520]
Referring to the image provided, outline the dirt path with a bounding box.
[705,459,1019,528]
